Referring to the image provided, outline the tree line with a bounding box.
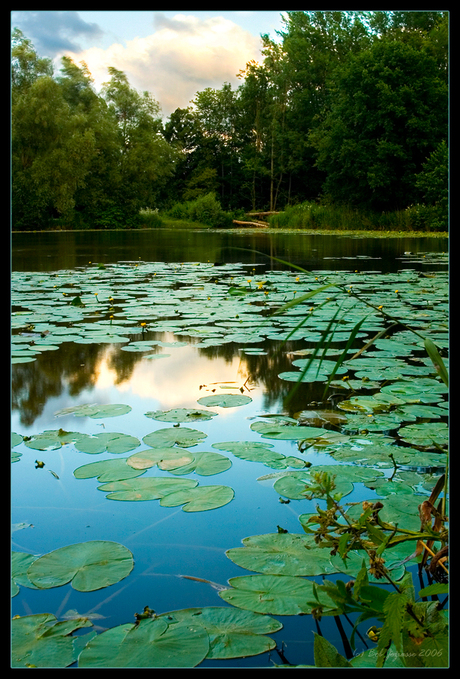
[11,11,448,231]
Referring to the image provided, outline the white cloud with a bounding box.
[64,13,261,117]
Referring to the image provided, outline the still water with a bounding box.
[11,229,448,667]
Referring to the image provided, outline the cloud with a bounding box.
[11,10,103,56]
[61,13,262,117]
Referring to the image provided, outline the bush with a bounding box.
[166,193,233,228]
[139,207,163,228]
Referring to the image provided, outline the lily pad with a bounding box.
[74,432,140,455]
[27,540,134,592]
[12,552,39,596]
[143,428,207,448]
[145,408,218,423]
[159,485,235,512]
[12,613,94,668]
[250,420,325,441]
[160,607,282,659]
[166,451,232,476]
[98,477,198,502]
[197,394,252,408]
[54,403,132,418]
[226,533,336,577]
[73,459,146,483]
[219,574,335,616]
[78,616,209,668]
[127,447,195,471]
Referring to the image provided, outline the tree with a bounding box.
[12,73,96,229]
[99,67,179,223]
[309,37,448,210]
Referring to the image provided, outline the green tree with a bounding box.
[12,71,96,229]
[309,37,448,210]
[100,67,179,225]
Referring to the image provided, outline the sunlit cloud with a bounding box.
[61,13,262,116]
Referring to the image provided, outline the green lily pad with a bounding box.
[12,613,94,668]
[12,552,39,596]
[398,422,448,448]
[159,485,235,512]
[143,428,207,448]
[27,540,134,592]
[74,433,140,455]
[99,477,198,502]
[78,616,209,668]
[226,533,336,577]
[219,574,336,616]
[127,447,195,471]
[197,394,253,408]
[54,403,132,418]
[160,607,282,659]
[212,440,284,464]
[73,459,146,483]
[250,420,325,441]
[145,408,218,423]
[166,451,232,476]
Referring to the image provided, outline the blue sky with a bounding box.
[11,10,286,117]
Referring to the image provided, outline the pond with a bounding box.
[11,229,448,668]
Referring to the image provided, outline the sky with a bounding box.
[11,10,287,118]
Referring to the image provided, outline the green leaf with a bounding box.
[78,617,209,668]
[99,477,198,502]
[313,633,353,667]
[145,408,218,422]
[219,574,336,615]
[73,459,146,483]
[143,427,207,448]
[12,613,93,668]
[159,485,234,512]
[424,338,448,387]
[197,394,252,408]
[160,607,282,659]
[26,540,134,592]
[126,447,195,471]
[225,533,335,576]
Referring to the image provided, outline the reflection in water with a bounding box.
[12,328,324,427]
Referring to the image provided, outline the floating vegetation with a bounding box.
[11,251,448,668]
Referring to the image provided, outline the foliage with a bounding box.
[11,11,448,230]
[165,192,234,228]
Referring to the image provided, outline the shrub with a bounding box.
[166,193,233,228]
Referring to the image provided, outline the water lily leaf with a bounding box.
[78,616,209,668]
[11,613,94,668]
[54,403,132,418]
[74,432,140,455]
[127,447,194,471]
[160,607,282,659]
[23,430,83,451]
[145,408,218,423]
[274,472,354,500]
[197,394,252,408]
[213,440,284,464]
[219,574,335,616]
[166,451,232,476]
[12,432,23,447]
[143,428,207,448]
[73,459,146,483]
[226,533,335,577]
[159,485,235,512]
[12,552,39,596]
[99,477,198,501]
[398,422,448,448]
[250,420,325,441]
[27,540,134,592]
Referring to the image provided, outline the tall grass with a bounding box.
[268,201,447,232]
